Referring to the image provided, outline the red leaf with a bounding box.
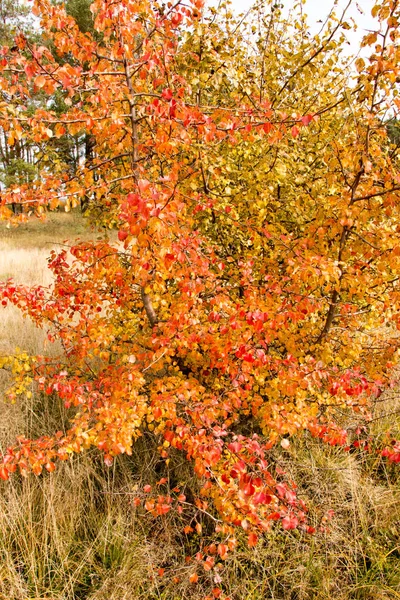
[228,441,242,453]
[276,483,286,497]
[203,556,215,571]
[153,406,162,419]
[301,114,313,126]
[162,88,173,101]
[0,466,9,481]
[253,492,272,505]
[247,532,258,547]
[243,482,255,496]
[156,503,171,515]
[307,526,316,534]
[24,63,35,79]
[164,430,174,443]
[104,455,113,467]
[217,543,228,559]
[118,230,128,241]
[282,515,299,530]
[268,512,281,520]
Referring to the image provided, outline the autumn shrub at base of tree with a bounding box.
[1,0,400,594]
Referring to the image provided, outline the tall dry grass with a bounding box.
[0,226,55,452]
[0,213,399,599]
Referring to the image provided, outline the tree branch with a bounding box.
[141,287,158,327]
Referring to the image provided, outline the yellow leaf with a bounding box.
[371,5,379,18]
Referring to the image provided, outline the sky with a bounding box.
[226,0,378,55]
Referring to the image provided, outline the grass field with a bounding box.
[0,212,399,600]
[0,210,105,251]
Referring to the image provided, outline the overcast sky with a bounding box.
[225,0,377,55]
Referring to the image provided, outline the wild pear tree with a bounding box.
[0,0,400,557]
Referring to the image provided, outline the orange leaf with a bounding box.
[35,75,46,88]
[247,532,258,547]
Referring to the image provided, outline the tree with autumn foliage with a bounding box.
[0,0,400,561]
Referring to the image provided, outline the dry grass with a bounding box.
[0,213,399,599]
[0,210,106,250]
[0,216,65,453]
[0,435,398,600]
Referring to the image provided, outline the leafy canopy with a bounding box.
[0,0,400,551]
